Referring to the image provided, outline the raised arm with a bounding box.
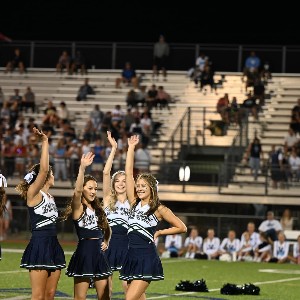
[27,128,49,201]
[102,131,117,207]
[125,135,139,204]
[72,152,95,219]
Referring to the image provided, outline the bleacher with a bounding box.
[2,68,300,203]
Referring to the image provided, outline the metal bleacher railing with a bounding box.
[1,41,300,73]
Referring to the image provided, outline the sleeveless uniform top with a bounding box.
[127,201,159,248]
[104,200,130,235]
[73,207,103,240]
[28,190,58,237]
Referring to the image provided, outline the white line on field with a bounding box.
[147,292,196,299]
[0,270,27,274]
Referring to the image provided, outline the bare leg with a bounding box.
[94,278,108,300]
[126,280,149,300]
[74,277,89,300]
[44,269,61,300]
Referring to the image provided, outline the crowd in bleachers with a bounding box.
[157,210,300,264]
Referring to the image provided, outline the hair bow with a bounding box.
[24,171,36,184]
[0,173,7,187]
[156,180,159,192]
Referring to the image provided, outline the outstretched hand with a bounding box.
[32,127,48,142]
[128,135,139,147]
[107,131,117,148]
[80,152,95,168]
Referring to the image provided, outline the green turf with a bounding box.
[1,244,300,299]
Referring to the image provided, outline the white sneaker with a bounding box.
[185,252,190,258]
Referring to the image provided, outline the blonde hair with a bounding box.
[108,171,125,211]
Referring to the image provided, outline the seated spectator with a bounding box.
[56,101,70,124]
[70,50,87,75]
[184,228,203,259]
[76,78,95,101]
[90,104,104,132]
[126,89,138,108]
[156,86,171,110]
[228,97,240,125]
[21,86,35,113]
[241,92,259,120]
[164,234,183,258]
[253,232,272,262]
[268,232,289,263]
[202,228,220,260]
[288,235,300,264]
[5,48,25,74]
[8,89,22,110]
[216,93,230,124]
[56,50,71,74]
[198,64,217,94]
[145,84,158,110]
[258,211,283,242]
[288,148,300,182]
[283,128,298,154]
[237,232,254,261]
[241,222,260,251]
[253,78,265,108]
[115,62,138,89]
[189,52,209,82]
[280,208,294,230]
[219,230,241,262]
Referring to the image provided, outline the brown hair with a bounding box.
[61,175,109,231]
[108,171,126,212]
[133,173,161,216]
[0,187,7,217]
[15,164,52,200]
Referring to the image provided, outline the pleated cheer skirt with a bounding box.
[119,244,164,281]
[105,234,128,271]
[20,236,66,270]
[66,239,112,278]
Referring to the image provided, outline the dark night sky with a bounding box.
[1,1,300,45]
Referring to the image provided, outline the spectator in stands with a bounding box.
[269,146,285,189]
[253,78,265,108]
[268,231,289,263]
[56,101,70,124]
[288,147,300,182]
[219,230,240,262]
[70,50,87,75]
[260,61,272,83]
[156,86,171,110]
[228,97,240,125]
[283,128,298,154]
[22,87,35,113]
[76,78,95,101]
[164,234,183,258]
[189,52,209,82]
[115,62,138,89]
[258,211,283,242]
[146,84,158,110]
[90,104,104,134]
[133,142,151,177]
[243,51,261,80]
[2,139,15,178]
[54,138,68,181]
[0,191,13,241]
[288,235,300,264]
[126,89,138,108]
[253,232,272,262]
[5,48,26,74]
[216,93,230,124]
[140,112,152,140]
[9,89,22,109]
[241,92,259,120]
[183,228,203,259]
[202,228,220,260]
[152,35,169,81]
[0,87,5,110]
[56,50,71,74]
[14,139,27,179]
[280,208,294,230]
[245,137,263,180]
[198,64,217,95]
[91,138,105,181]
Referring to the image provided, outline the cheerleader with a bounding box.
[0,173,8,260]
[120,135,187,300]
[102,131,130,299]
[16,128,65,300]
[61,152,112,299]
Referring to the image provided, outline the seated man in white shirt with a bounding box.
[258,211,283,242]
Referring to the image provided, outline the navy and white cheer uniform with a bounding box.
[104,200,130,271]
[119,201,164,281]
[66,207,112,278]
[20,191,66,270]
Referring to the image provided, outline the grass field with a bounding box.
[1,241,300,299]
